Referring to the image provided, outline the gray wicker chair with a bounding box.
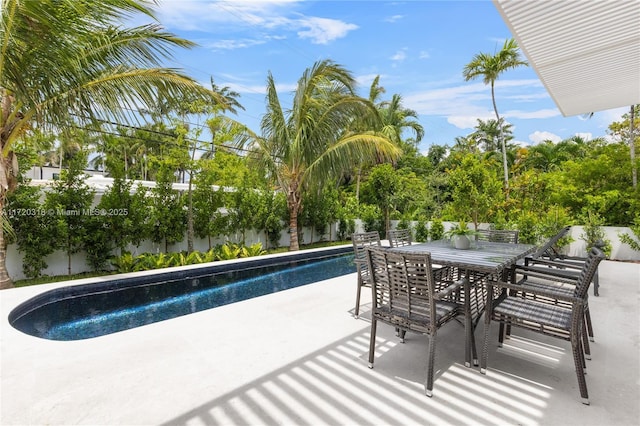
[523,226,602,297]
[528,226,572,260]
[387,228,412,247]
[481,247,605,405]
[351,231,382,318]
[365,246,472,397]
[476,229,519,243]
[511,260,598,359]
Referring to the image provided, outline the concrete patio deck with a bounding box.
[1,259,639,425]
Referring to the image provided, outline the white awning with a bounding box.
[493,0,640,117]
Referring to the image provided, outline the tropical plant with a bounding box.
[5,183,57,278]
[463,38,528,197]
[148,163,186,252]
[429,219,445,241]
[580,211,612,257]
[110,252,138,274]
[216,242,242,260]
[414,220,428,242]
[446,153,503,229]
[240,243,267,258]
[0,0,224,288]
[362,163,400,235]
[619,215,640,252]
[445,221,477,238]
[235,60,400,251]
[43,152,94,275]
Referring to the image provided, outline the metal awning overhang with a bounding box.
[493,0,640,117]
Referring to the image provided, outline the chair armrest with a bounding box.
[488,279,581,304]
[434,278,468,300]
[525,256,584,270]
[515,264,580,284]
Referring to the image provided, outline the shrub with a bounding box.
[429,218,445,241]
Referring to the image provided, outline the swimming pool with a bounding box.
[9,247,355,341]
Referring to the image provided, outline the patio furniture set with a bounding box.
[351,227,604,404]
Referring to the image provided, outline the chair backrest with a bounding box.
[351,231,381,266]
[574,247,606,299]
[387,229,412,247]
[365,246,437,327]
[476,229,519,244]
[532,226,571,259]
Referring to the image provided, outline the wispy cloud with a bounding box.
[390,48,408,62]
[503,108,560,119]
[384,14,404,23]
[155,0,357,46]
[529,130,562,144]
[296,17,358,44]
[205,38,268,50]
[404,79,552,130]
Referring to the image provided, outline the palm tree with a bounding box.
[469,118,514,153]
[352,76,422,203]
[0,0,225,289]
[463,38,528,197]
[237,60,400,251]
[378,93,424,147]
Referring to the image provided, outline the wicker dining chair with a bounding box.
[481,247,605,405]
[476,229,519,244]
[523,226,602,297]
[365,246,472,397]
[528,226,572,260]
[351,231,382,318]
[387,228,412,247]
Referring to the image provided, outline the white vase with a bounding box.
[453,235,471,250]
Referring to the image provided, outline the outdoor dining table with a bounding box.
[389,239,537,364]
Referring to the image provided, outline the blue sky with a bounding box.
[146,0,626,154]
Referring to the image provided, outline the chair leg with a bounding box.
[498,320,510,347]
[480,318,492,375]
[572,331,590,404]
[425,332,437,397]
[585,305,595,342]
[368,319,377,368]
[354,277,362,318]
[581,317,592,361]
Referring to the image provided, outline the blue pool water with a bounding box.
[10,252,355,341]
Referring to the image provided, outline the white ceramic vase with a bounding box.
[453,235,471,250]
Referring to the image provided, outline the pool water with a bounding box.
[10,253,355,341]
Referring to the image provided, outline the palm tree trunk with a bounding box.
[287,190,300,251]
[0,211,14,289]
[355,165,362,204]
[491,83,509,199]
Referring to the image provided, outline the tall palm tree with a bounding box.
[0,0,224,289]
[469,118,513,153]
[378,93,424,147]
[237,60,400,251]
[463,38,528,197]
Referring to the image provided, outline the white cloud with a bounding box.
[205,38,267,50]
[593,106,627,127]
[296,17,358,44]
[529,131,562,144]
[503,108,560,119]
[390,48,407,62]
[155,1,357,46]
[403,79,552,130]
[574,132,593,141]
[419,50,430,59]
[385,14,404,23]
